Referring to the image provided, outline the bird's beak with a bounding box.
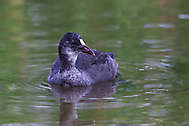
[79,39,95,56]
[80,45,95,56]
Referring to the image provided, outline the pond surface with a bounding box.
[1,0,189,126]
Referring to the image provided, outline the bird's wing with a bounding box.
[75,49,112,70]
[76,49,118,83]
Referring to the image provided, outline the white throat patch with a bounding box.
[65,48,79,65]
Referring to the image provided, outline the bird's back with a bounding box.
[76,49,118,83]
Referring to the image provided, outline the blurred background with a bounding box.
[0,0,189,126]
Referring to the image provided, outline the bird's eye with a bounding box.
[73,41,80,46]
[70,40,80,48]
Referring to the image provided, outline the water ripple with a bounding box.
[2,123,46,126]
[122,94,140,98]
[144,23,175,28]
[178,14,189,19]
[143,40,163,44]
[78,102,129,110]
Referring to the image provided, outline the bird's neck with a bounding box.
[59,47,79,71]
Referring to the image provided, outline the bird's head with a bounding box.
[59,32,95,56]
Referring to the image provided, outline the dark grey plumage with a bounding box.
[48,32,118,86]
[76,49,117,83]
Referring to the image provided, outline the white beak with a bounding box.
[79,39,86,46]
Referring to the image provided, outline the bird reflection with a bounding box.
[51,81,118,126]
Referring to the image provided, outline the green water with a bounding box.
[1,0,189,126]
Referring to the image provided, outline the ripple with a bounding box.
[144,58,173,69]
[160,59,171,62]
[33,105,53,109]
[28,3,47,27]
[159,49,173,52]
[144,83,165,89]
[29,53,57,58]
[178,14,189,19]
[78,102,129,110]
[104,25,120,31]
[144,88,168,95]
[159,62,172,67]
[136,65,153,72]
[24,64,38,68]
[147,48,173,53]
[143,40,163,44]
[148,109,168,116]
[31,30,47,36]
[20,40,58,48]
[144,23,175,28]
[123,94,140,98]
[8,100,23,103]
[137,102,151,108]
[2,123,46,126]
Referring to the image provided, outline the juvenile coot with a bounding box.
[48,32,118,86]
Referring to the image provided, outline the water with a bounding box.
[0,0,189,126]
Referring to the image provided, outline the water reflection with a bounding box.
[51,81,118,126]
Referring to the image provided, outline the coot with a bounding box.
[48,32,118,86]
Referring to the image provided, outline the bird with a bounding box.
[48,32,118,86]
